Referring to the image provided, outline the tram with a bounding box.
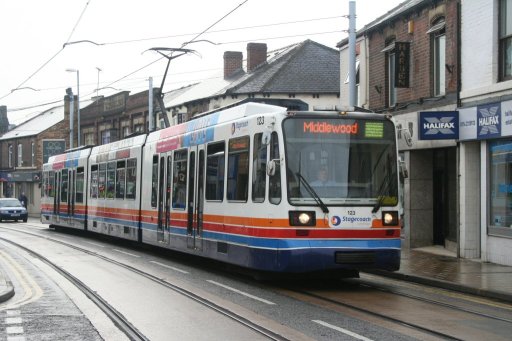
[41,102,402,274]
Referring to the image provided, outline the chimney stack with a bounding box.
[0,105,9,135]
[223,51,243,79]
[247,43,267,72]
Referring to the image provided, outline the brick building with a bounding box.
[339,0,461,253]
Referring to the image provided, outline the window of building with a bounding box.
[429,17,446,96]
[344,60,360,106]
[31,142,35,167]
[489,140,512,237]
[84,132,95,145]
[227,136,250,201]
[8,145,12,167]
[101,130,111,144]
[17,143,23,167]
[500,0,512,81]
[382,39,397,107]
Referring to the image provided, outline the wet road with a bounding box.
[0,220,512,340]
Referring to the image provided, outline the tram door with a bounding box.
[68,169,75,219]
[187,146,205,250]
[54,171,61,223]
[156,154,170,244]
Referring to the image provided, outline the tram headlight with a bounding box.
[382,211,399,226]
[289,211,316,226]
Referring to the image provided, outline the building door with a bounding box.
[433,148,457,246]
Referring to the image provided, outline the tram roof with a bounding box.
[147,102,286,143]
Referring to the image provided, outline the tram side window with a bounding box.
[49,171,55,198]
[252,133,267,203]
[61,170,68,203]
[172,150,188,209]
[98,163,107,199]
[90,165,98,199]
[227,136,250,201]
[76,167,84,203]
[42,172,48,197]
[126,158,137,200]
[106,162,116,199]
[151,155,158,208]
[206,142,225,201]
[116,160,126,199]
[269,132,281,204]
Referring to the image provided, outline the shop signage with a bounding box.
[395,42,410,88]
[458,100,512,141]
[419,111,458,140]
[477,102,501,139]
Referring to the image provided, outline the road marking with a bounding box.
[313,320,374,341]
[7,336,26,341]
[149,261,189,274]
[5,317,22,324]
[0,250,43,311]
[83,241,105,248]
[206,280,276,305]
[112,249,140,257]
[6,326,24,334]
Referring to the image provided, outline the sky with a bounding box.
[0,0,405,124]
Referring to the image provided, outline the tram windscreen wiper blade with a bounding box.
[372,173,391,213]
[295,172,329,214]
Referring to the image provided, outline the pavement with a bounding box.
[0,243,511,305]
[368,245,512,303]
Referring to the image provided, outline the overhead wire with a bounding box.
[0,0,92,102]
[6,4,344,112]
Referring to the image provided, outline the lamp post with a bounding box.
[66,68,80,146]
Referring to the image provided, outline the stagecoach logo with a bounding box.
[331,216,341,226]
[419,111,458,140]
[477,103,501,139]
[231,120,249,135]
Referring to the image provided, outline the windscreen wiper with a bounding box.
[372,173,392,213]
[295,172,329,214]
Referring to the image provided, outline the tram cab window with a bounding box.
[269,132,281,204]
[252,133,267,203]
[76,167,84,203]
[126,158,137,200]
[116,160,126,199]
[206,142,225,201]
[227,136,250,202]
[90,165,98,199]
[172,150,188,209]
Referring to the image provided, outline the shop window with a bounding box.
[489,140,512,237]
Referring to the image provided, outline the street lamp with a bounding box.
[66,69,80,146]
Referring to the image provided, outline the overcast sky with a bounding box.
[0,0,404,124]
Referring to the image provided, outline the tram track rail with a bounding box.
[0,224,289,341]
